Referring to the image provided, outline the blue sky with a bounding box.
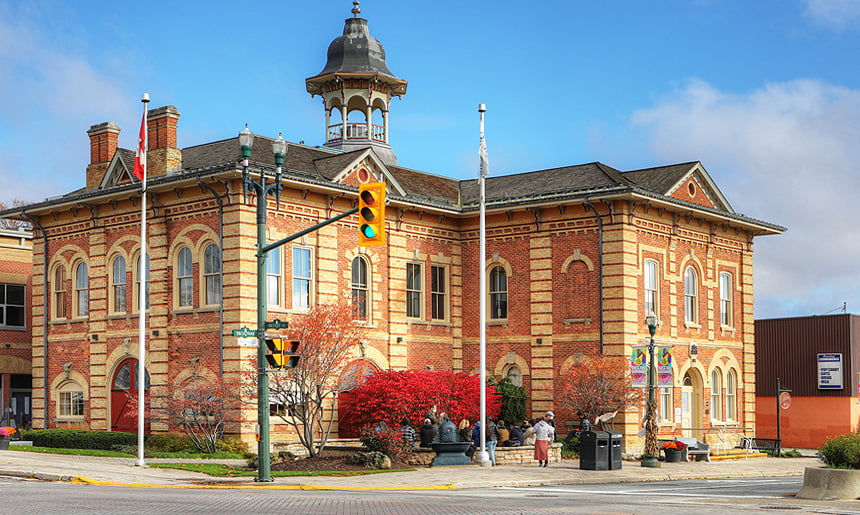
[1,0,859,319]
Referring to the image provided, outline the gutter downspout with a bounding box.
[196,179,225,376]
[22,212,49,428]
[583,199,604,354]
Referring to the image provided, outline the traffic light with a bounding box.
[265,337,300,369]
[358,182,386,246]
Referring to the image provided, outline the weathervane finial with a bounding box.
[352,0,361,17]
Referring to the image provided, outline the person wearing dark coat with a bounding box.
[509,424,524,446]
[419,418,436,447]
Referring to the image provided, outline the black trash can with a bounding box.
[579,430,610,470]
[607,432,623,470]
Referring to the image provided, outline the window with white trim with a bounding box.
[59,382,84,418]
[659,387,673,423]
[710,368,723,421]
[267,247,281,306]
[430,265,447,321]
[351,256,369,320]
[74,262,89,317]
[719,272,733,327]
[489,265,508,320]
[0,283,25,328]
[684,266,698,324]
[406,262,422,318]
[292,246,312,310]
[111,256,126,313]
[726,368,738,421]
[53,266,66,319]
[644,259,658,317]
[177,247,193,308]
[203,244,221,305]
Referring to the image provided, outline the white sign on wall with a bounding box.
[818,353,843,389]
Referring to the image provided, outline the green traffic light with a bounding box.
[361,224,377,238]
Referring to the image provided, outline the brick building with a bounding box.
[0,6,783,450]
[0,227,33,428]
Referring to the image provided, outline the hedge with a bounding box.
[25,429,139,450]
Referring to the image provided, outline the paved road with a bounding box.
[2,476,857,514]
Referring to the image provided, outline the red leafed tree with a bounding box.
[340,369,502,429]
[265,300,365,457]
[162,376,243,453]
[558,355,640,430]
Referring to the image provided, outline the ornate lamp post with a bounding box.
[240,126,286,482]
[642,312,660,468]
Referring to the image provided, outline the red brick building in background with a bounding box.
[0,6,784,450]
[0,227,33,427]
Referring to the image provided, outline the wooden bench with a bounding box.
[677,437,711,462]
[738,437,781,456]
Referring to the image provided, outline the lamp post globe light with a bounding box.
[642,312,660,468]
[239,125,287,482]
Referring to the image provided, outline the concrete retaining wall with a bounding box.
[797,467,860,500]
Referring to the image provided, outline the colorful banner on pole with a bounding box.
[631,345,674,387]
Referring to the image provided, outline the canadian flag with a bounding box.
[132,110,146,181]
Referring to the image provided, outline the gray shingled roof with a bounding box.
[309,17,403,83]
[622,162,696,194]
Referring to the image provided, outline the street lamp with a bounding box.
[642,312,660,468]
[240,126,287,482]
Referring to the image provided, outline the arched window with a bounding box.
[177,247,193,307]
[136,253,150,311]
[53,266,66,319]
[489,265,508,320]
[684,266,698,324]
[74,262,89,317]
[111,256,127,313]
[710,368,723,422]
[726,368,738,421]
[644,259,658,317]
[719,272,733,327]
[58,381,84,418]
[504,364,522,387]
[351,256,369,320]
[203,244,221,305]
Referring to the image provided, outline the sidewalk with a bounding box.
[0,446,822,490]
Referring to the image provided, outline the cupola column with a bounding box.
[341,104,348,141]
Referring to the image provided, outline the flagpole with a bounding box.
[136,93,150,467]
[476,104,490,466]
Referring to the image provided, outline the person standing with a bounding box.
[485,418,499,466]
[534,413,555,467]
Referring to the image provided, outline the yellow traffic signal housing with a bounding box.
[265,337,300,369]
[358,182,386,246]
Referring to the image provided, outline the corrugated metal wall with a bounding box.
[755,314,857,397]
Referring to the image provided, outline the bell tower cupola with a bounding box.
[306,1,407,165]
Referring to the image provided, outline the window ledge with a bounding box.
[407,319,429,326]
[720,325,736,333]
[0,326,26,331]
[487,320,509,327]
[429,321,453,327]
[684,321,701,329]
[563,318,592,325]
[55,416,85,422]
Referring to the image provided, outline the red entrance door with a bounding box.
[111,358,150,433]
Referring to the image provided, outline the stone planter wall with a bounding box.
[797,467,860,500]
[315,442,563,466]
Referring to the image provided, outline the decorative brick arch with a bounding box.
[493,353,531,379]
[487,254,513,277]
[561,249,595,273]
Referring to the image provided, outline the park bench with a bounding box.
[738,437,781,456]
[677,437,711,462]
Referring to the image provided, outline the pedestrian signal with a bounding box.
[265,337,300,369]
[358,182,386,246]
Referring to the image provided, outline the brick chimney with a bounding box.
[146,106,181,177]
[85,121,120,189]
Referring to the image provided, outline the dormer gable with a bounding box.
[98,149,139,189]
[315,148,406,196]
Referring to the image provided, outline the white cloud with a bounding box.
[0,5,133,203]
[630,78,860,317]
[804,0,860,29]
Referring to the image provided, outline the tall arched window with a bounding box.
[684,266,698,324]
[203,244,221,305]
[53,266,66,319]
[710,368,723,422]
[489,265,508,320]
[177,247,193,307]
[644,259,658,317]
[111,256,126,313]
[74,262,89,317]
[351,256,369,320]
[726,368,738,421]
[719,272,733,327]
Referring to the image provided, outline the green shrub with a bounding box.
[216,438,251,457]
[146,433,193,453]
[25,429,137,450]
[111,444,138,455]
[561,436,580,457]
[820,433,860,469]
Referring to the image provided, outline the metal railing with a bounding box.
[327,123,386,143]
